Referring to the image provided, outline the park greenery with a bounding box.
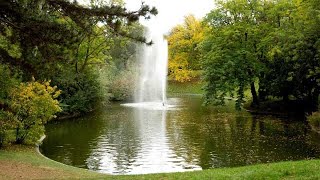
[0,0,320,178]
[168,0,319,113]
[0,0,157,146]
[167,15,207,82]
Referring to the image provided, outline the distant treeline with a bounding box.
[167,0,319,111]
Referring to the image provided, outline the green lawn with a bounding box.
[167,80,204,95]
[1,145,320,179]
[166,80,253,101]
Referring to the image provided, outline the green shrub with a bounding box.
[52,69,102,114]
[308,112,320,130]
[99,63,137,101]
[0,65,20,147]
[167,80,204,95]
[0,112,15,147]
[109,70,136,101]
[0,65,21,102]
[9,80,61,144]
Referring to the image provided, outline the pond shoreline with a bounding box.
[38,94,318,177]
[41,95,320,176]
[1,145,320,179]
[3,103,320,178]
[35,135,104,176]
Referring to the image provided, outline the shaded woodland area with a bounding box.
[0,0,157,146]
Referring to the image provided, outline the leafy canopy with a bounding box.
[167,15,206,82]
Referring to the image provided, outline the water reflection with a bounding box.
[41,96,320,174]
[84,108,142,174]
[88,107,202,174]
[167,104,320,169]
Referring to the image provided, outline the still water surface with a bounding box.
[41,95,320,174]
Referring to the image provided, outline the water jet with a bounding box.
[122,21,176,110]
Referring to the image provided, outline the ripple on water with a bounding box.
[40,96,320,174]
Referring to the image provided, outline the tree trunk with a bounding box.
[283,94,289,102]
[250,82,259,107]
[15,127,22,144]
[309,90,319,113]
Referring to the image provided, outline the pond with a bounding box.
[40,95,320,175]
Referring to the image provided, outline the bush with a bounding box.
[0,65,21,104]
[99,63,137,101]
[109,70,136,101]
[9,80,61,144]
[0,112,15,147]
[308,112,320,131]
[0,65,20,147]
[52,68,102,114]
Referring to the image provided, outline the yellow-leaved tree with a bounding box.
[10,80,62,144]
[167,15,206,82]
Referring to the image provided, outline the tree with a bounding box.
[202,0,320,112]
[9,80,62,144]
[0,0,157,78]
[258,0,320,111]
[167,15,206,82]
[0,0,158,115]
[201,0,265,108]
[0,64,20,147]
[0,0,158,146]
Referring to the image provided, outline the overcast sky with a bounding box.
[125,0,215,33]
[79,0,215,33]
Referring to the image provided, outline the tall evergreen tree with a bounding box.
[0,0,157,77]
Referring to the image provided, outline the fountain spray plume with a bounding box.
[121,15,175,110]
[134,23,169,105]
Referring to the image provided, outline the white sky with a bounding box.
[125,0,215,33]
[79,0,215,33]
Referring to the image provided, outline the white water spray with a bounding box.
[135,28,168,104]
[121,18,176,110]
[120,12,185,111]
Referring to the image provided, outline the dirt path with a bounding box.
[0,145,103,179]
[0,160,74,180]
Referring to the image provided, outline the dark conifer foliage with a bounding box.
[0,0,157,76]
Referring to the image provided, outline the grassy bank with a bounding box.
[167,80,204,95]
[0,145,105,179]
[1,145,320,179]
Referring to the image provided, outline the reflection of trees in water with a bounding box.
[42,98,320,173]
[41,109,106,168]
[42,107,141,172]
[166,101,320,169]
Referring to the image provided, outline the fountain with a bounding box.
[136,28,168,104]
[122,20,178,110]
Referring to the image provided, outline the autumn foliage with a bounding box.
[0,78,61,146]
[167,15,206,82]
